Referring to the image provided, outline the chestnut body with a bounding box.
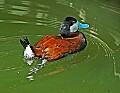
[33,32,87,61]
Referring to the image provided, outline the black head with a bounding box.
[60,17,79,38]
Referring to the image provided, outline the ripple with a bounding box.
[0,65,24,72]
[79,9,86,22]
[21,0,31,6]
[7,8,29,16]
[0,34,44,40]
[110,31,120,46]
[56,0,75,8]
[0,0,60,29]
[98,1,120,14]
[84,26,120,79]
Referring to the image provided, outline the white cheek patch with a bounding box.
[70,21,78,32]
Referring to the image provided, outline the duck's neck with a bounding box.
[60,31,79,38]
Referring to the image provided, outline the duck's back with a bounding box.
[33,33,86,61]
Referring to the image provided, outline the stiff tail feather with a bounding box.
[20,37,30,49]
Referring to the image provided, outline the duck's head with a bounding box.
[60,17,89,38]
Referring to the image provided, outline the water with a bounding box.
[0,0,120,93]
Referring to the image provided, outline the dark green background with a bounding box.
[0,0,120,93]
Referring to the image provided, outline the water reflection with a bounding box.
[0,0,60,29]
[21,0,31,6]
[98,0,120,14]
[56,0,74,8]
[0,0,4,10]
[79,9,86,22]
[110,31,120,47]
[7,6,29,16]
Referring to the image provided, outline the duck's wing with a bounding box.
[44,34,86,61]
[34,35,55,48]
[43,43,70,61]
[33,35,59,58]
[33,35,70,60]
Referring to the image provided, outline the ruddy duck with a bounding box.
[20,17,89,68]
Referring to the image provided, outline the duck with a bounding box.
[20,17,89,68]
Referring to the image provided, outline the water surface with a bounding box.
[0,0,120,93]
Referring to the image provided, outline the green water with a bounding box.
[0,0,120,93]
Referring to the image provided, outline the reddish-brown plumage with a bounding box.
[33,32,86,61]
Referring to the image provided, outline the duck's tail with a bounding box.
[20,38,35,61]
[20,37,34,51]
[20,37,30,48]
